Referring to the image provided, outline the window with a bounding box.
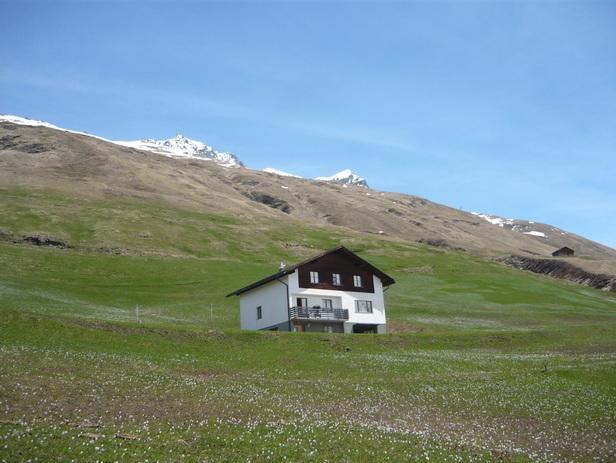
[353,275,362,287]
[322,299,333,309]
[310,271,319,284]
[296,297,308,307]
[256,306,262,319]
[355,300,373,313]
[332,273,341,286]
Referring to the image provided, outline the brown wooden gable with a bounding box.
[297,249,375,293]
[227,246,395,297]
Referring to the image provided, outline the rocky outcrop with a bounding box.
[21,234,70,248]
[0,230,70,248]
[0,134,52,153]
[417,238,465,252]
[241,191,292,214]
[499,255,616,292]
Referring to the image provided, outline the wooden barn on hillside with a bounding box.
[552,246,574,257]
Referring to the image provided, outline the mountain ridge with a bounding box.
[0,115,369,186]
[1,115,614,269]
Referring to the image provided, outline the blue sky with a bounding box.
[1,1,615,248]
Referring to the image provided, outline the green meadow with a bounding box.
[0,188,615,462]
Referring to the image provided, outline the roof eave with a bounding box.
[226,269,293,297]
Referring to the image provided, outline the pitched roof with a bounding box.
[226,246,395,297]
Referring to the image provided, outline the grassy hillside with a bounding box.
[1,186,614,338]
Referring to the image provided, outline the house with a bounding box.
[552,246,574,257]
[226,246,395,333]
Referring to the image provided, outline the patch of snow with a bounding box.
[524,231,546,237]
[315,169,368,187]
[470,212,514,227]
[0,114,111,142]
[472,211,551,239]
[280,185,289,189]
[263,167,302,178]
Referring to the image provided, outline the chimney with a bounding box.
[279,261,286,271]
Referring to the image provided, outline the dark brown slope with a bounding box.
[499,255,615,292]
[1,121,614,273]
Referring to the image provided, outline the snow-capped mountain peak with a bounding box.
[316,169,368,187]
[160,134,205,152]
[116,134,243,168]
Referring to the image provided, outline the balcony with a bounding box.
[289,306,349,321]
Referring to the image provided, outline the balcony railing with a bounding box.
[289,306,349,321]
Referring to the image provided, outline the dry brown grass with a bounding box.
[1,122,614,270]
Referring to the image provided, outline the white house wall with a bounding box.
[287,271,386,326]
[239,277,289,330]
